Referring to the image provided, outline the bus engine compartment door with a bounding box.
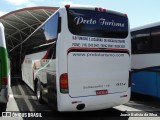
[67,51,130,98]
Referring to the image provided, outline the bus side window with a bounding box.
[151,28,160,52]
[44,13,59,42]
[132,29,150,54]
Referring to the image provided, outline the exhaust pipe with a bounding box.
[76,103,85,110]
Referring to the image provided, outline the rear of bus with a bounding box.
[0,23,9,105]
[57,6,131,111]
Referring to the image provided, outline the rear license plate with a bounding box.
[96,90,108,95]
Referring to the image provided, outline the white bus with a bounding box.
[131,22,160,97]
[0,22,9,111]
[21,5,131,111]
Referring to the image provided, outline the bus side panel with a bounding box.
[21,59,34,90]
[0,48,8,88]
[156,72,160,97]
[131,54,160,98]
[0,23,9,103]
[22,51,47,90]
[131,71,157,97]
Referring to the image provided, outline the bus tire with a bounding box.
[36,81,43,104]
[0,103,7,116]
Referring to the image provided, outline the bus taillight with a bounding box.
[95,7,107,12]
[99,7,103,11]
[65,4,70,9]
[2,76,8,86]
[95,7,99,11]
[103,8,107,12]
[60,73,69,93]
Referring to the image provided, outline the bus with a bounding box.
[131,22,160,97]
[0,22,9,110]
[21,5,131,111]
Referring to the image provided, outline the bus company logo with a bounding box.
[74,17,125,27]
[116,82,126,86]
[2,112,42,117]
[2,112,11,117]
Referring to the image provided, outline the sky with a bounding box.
[0,0,160,28]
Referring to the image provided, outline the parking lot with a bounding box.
[0,77,160,120]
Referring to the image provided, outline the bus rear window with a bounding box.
[67,9,128,38]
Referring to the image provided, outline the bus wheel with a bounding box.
[0,103,7,112]
[36,81,43,104]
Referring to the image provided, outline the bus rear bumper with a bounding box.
[0,88,9,103]
[57,89,131,111]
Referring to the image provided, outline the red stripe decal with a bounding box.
[42,50,50,59]
[68,47,129,53]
